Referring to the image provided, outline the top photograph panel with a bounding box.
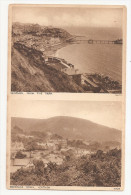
[10,5,126,93]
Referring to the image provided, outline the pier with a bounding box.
[88,39,122,44]
[70,36,123,45]
[88,39,115,44]
[76,39,122,44]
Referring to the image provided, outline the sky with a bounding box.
[12,6,123,28]
[11,100,122,130]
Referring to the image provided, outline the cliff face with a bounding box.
[11,43,84,92]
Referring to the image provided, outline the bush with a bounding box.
[10,149,121,187]
[15,151,26,159]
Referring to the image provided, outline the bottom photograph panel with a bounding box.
[7,100,124,190]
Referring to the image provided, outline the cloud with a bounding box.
[12,6,123,28]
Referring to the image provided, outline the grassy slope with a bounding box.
[11,46,84,92]
[11,116,121,143]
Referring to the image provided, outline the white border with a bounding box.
[0,0,131,195]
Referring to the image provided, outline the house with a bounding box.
[76,149,90,156]
[83,141,90,146]
[62,67,79,76]
[25,161,34,168]
[11,158,31,167]
[59,139,67,148]
[42,159,49,167]
[45,56,48,62]
[48,57,61,63]
[10,158,34,173]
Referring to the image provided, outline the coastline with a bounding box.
[44,41,122,93]
[44,42,72,57]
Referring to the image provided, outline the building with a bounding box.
[25,161,34,168]
[60,139,67,149]
[76,149,90,156]
[48,57,61,63]
[11,158,31,167]
[61,67,79,75]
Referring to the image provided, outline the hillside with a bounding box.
[12,22,72,40]
[11,43,84,92]
[11,116,121,143]
[11,22,84,92]
[12,22,73,52]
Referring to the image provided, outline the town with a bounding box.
[11,123,121,175]
[11,131,92,173]
[12,23,122,93]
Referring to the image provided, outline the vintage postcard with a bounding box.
[7,4,126,191]
[7,100,124,190]
[8,4,126,94]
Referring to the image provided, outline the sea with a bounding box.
[55,27,122,82]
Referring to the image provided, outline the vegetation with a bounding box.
[10,148,121,187]
[12,23,72,40]
[90,73,122,92]
[11,43,84,92]
[67,139,88,149]
[11,22,122,93]
[15,151,26,159]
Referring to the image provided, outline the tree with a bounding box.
[33,160,45,176]
[25,141,37,151]
[15,151,26,159]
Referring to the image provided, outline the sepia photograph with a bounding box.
[7,100,124,189]
[6,3,126,192]
[9,5,126,93]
